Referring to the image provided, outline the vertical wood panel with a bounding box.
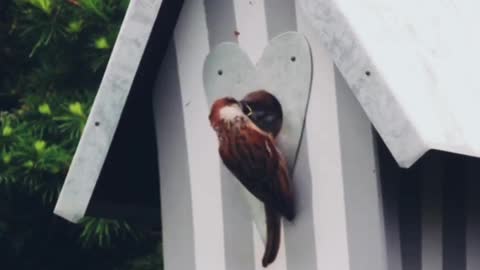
[466,157,480,270]
[233,0,269,62]
[335,67,387,270]
[421,155,444,270]
[232,1,287,269]
[153,43,196,270]
[263,2,319,270]
[204,1,257,269]
[297,1,388,268]
[173,1,226,269]
[204,0,237,45]
[285,134,319,270]
[443,156,466,270]
[296,5,351,269]
[399,165,422,270]
[264,0,297,37]
[377,137,404,270]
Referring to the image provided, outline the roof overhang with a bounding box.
[53,0,183,223]
[299,0,480,167]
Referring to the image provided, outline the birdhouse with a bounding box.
[55,0,480,269]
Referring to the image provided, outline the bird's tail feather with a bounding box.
[262,205,281,267]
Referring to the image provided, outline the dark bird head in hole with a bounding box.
[240,90,283,137]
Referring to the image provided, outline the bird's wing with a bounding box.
[219,124,295,220]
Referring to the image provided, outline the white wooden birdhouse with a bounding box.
[55,0,480,270]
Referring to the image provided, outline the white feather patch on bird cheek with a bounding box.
[219,105,244,122]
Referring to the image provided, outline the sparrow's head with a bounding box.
[241,90,283,137]
[209,97,245,128]
[209,91,283,137]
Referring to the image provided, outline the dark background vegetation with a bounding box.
[0,0,162,269]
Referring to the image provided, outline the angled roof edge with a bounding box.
[299,0,480,168]
[54,0,165,223]
[298,0,426,168]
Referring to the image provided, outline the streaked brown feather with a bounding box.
[218,121,295,220]
[262,204,281,267]
[210,97,295,268]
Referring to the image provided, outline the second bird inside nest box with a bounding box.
[240,90,283,137]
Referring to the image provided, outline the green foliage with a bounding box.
[79,217,142,248]
[0,0,162,269]
[1,0,127,95]
[0,93,90,203]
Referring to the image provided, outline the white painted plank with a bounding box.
[421,156,444,270]
[152,43,196,270]
[233,0,269,63]
[378,153,404,270]
[173,1,226,269]
[335,67,387,270]
[233,2,286,269]
[466,158,480,270]
[54,0,164,222]
[296,6,351,268]
[296,2,387,270]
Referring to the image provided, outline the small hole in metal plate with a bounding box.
[95,121,100,126]
[218,69,223,76]
[365,71,371,76]
[291,56,296,62]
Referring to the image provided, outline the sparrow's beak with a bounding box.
[240,101,254,117]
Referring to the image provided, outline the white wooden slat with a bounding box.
[335,67,387,270]
[379,155,403,270]
[152,43,196,270]
[466,158,480,270]
[264,0,297,37]
[421,156,444,270]
[262,2,320,269]
[385,193,403,270]
[233,0,269,63]
[232,2,287,269]
[295,7,351,269]
[252,224,264,270]
[54,0,164,222]
[173,1,226,269]
[204,1,259,269]
[296,2,387,270]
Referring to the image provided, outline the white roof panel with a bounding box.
[299,0,480,167]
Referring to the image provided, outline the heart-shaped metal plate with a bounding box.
[203,32,312,241]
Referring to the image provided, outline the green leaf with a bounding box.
[68,102,84,117]
[38,103,52,115]
[34,140,46,153]
[28,0,53,15]
[66,20,83,33]
[2,152,12,164]
[79,0,108,20]
[94,37,110,49]
[23,160,34,168]
[2,126,13,137]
